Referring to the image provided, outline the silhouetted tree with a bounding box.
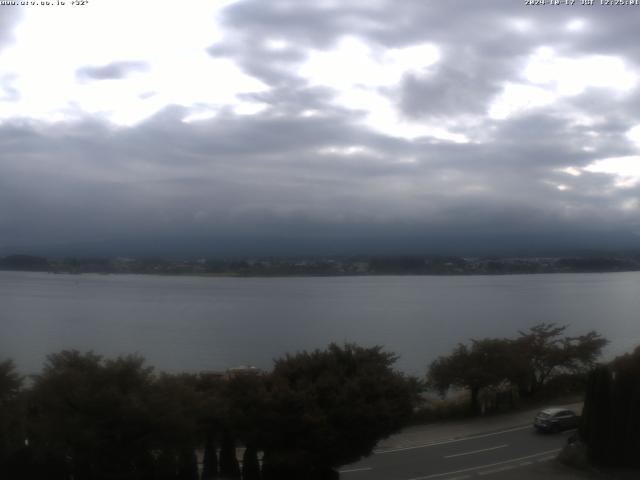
[148,373,201,448]
[260,343,419,479]
[177,448,199,480]
[428,339,514,415]
[0,359,24,475]
[580,366,612,464]
[513,324,607,397]
[429,325,607,413]
[193,373,226,479]
[0,359,21,400]
[242,445,261,480]
[28,351,157,479]
[156,449,179,480]
[221,372,268,480]
[218,429,241,478]
[201,432,219,480]
[2,344,424,479]
[580,346,640,467]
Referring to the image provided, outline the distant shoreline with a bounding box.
[3,253,640,278]
[2,267,640,279]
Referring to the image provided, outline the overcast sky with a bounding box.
[1,0,640,256]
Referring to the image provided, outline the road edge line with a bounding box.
[375,424,531,454]
[406,448,561,480]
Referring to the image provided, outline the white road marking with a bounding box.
[444,444,508,459]
[405,448,561,480]
[339,467,373,474]
[376,425,531,454]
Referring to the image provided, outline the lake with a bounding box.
[1,271,639,375]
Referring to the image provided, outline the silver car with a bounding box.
[534,407,579,433]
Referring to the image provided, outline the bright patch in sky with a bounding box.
[566,19,586,32]
[317,145,379,156]
[626,125,640,148]
[488,83,556,120]
[298,36,464,142]
[585,156,640,187]
[507,18,534,33]
[489,47,637,119]
[263,38,291,51]
[300,36,439,90]
[0,0,268,125]
[561,167,582,177]
[332,86,468,142]
[620,199,639,211]
[524,47,636,94]
[313,0,386,10]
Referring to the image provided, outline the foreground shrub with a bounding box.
[580,346,640,467]
[260,344,420,479]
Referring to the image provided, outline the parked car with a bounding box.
[534,407,579,433]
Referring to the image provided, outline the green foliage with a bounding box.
[0,359,24,469]
[580,346,640,467]
[219,429,241,478]
[0,359,22,403]
[513,323,607,397]
[4,343,420,478]
[222,372,269,447]
[177,448,199,480]
[534,372,587,399]
[28,350,157,479]
[428,324,607,415]
[201,433,218,480]
[580,366,612,464]
[260,343,419,476]
[147,373,201,449]
[242,445,261,480]
[428,338,515,415]
[155,449,179,480]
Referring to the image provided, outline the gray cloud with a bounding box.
[0,7,22,52]
[399,65,500,119]
[0,105,637,255]
[76,61,149,81]
[2,1,640,255]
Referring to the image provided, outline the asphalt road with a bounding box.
[340,425,575,480]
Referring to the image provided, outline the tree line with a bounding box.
[0,344,418,480]
[427,323,608,415]
[0,324,612,479]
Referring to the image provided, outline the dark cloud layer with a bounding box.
[2,1,640,256]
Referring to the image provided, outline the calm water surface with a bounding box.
[1,271,639,375]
